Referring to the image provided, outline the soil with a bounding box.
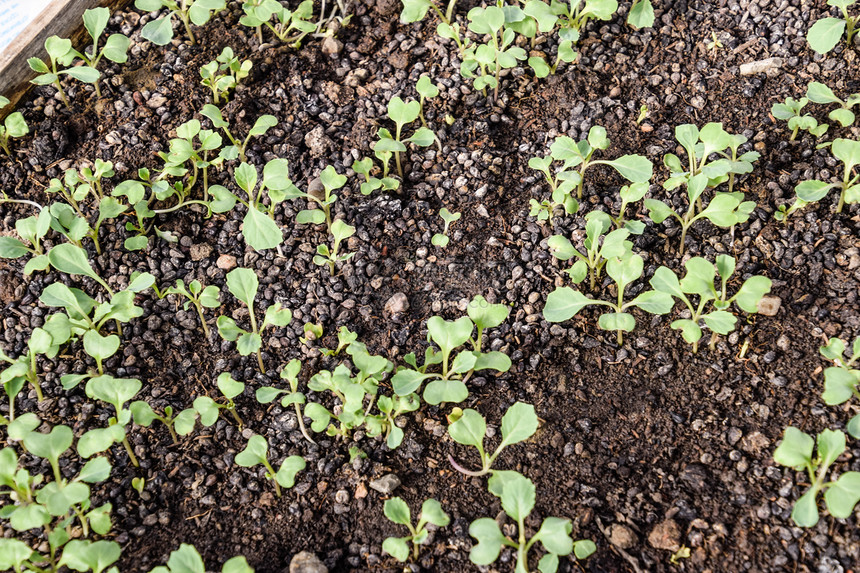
[1,0,860,572]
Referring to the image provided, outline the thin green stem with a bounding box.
[122,437,139,467]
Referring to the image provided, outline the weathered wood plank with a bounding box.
[0,0,131,115]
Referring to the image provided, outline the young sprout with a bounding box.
[706,30,724,54]
[771,97,828,141]
[649,255,772,353]
[132,477,146,495]
[200,104,277,162]
[415,75,440,127]
[256,359,315,443]
[400,0,459,26]
[135,0,227,45]
[819,337,860,436]
[806,0,859,55]
[312,218,356,275]
[76,8,130,97]
[82,375,143,466]
[382,497,450,562]
[352,157,399,195]
[194,372,245,427]
[544,252,674,345]
[0,207,52,274]
[29,36,100,107]
[216,267,292,372]
[291,165,346,233]
[806,81,860,128]
[627,0,655,28]
[130,400,198,444]
[239,0,316,45]
[374,96,435,178]
[773,427,860,527]
[636,103,648,125]
[200,47,252,104]
[234,434,305,497]
[447,401,538,476]
[431,208,461,247]
[461,6,526,101]
[548,210,632,290]
[0,97,29,156]
[469,471,596,572]
[47,243,115,296]
[776,138,860,219]
[158,278,220,337]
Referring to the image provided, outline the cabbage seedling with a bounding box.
[352,157,399,195]
[469,471,596,572]
[0,207,52,274]
[415,75,440,127]
[771,97,828,140]
[806,0,858,55]
[0,97,29,156]
[400,0,458,25]
[627,0,655,28]
[806,81,860,127]
[46,243,114,296]
[135,0,226,45]
[649,255,772,352]
[544,252,674,344]
[234,434,305,497]
[548,210,632,290]
[460,6,527,101]
[239,0,316,45]
[200,47,252,104]
[194,372,245,427]
[75,8,130,97]
[367,393,420,449]
[200,104,277,162]
[447,401,538,476]
[382,497,450,562]
[290,165,346,233]
[431,208,460,247]
[773,427,860,527]
[159,278,220,337]
[256,359,315,443]
[375,97,435,177]
[149,543,254,573]
[819,337,860,436]
[81,375,142,466]
[130,400,198,444]
[391,297,511,405]
[313,218,356,275]
[776,138,860,219]
[29,36,100,108]
[155,118,231,207]
[216,267,292,372]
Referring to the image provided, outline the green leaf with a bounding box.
[806,81,841,105]
[792,487,820,527]
[467,295,509,330]
[77,456,112,483]
[274,455,305,488]
[83,7,109,44]
[58,540,121,573]
[644,198,675,224]
[0,236,30,258]
[221,556,253,573]
[448,408,485,448]
[165,543,206,573]
[627,0,654,28]
[24,425,73,463]
[832,138,860,173]
[387,97,421,126]
[543,288,594,322]
[733,276,772,313]
[807,17,846,55]
[605,155,652,183]
[102,34,130,63]
[817,428,845,468]
[0,539,34,570]
[468,518,506,565]
[573,539,597,559]
[86,375,141,414]
[427,316,473,356]
[822,367,860,405]
[703,310,736,335]
[499,402,538,449]
[671,319,702,344]
[47,243,99,282]
[420,498,449,527]
[848,413,860,440]
[498,471,535,521]
[423,379,468,405]
[391,369,434,396]
[217,372,244,400]
[236,332,262,356]
[534,516,573,556]
[225,267,258,307]
[598,312,635,332]
[83,330,120,363]
[193,396,219,426]
[384,497,411,525]
[243,206,281,251]
[235,434,268,467]
[400,0,433,22]
[773,427,813,469]
[824,471,860,518]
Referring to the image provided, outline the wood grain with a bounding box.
[0,0,131,117]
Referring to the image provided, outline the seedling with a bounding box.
[649,255,772,352]
[216,267,292,372]
[194,372,245,427]
[771,97,828,141]
[548,210,632,290]
[234,434,305,497]
[256,359,315,443]
[213,160,299,251]
[627,0,655,28]
[400,0,459,26]
[469,471,595,572]
[773,427,860,527]
[157,278,220,337]
[391,296,511,405]
[706,31,724,54]
[431,208,461,247]
[135,0,226,45]
[150,543,254,573]
[415,76,440,127]
[200,104,277,162]
[200,47,252,104]
[447,401,538,476]
[0,314,70,405]
[715,132,760,194]
[636,104,648,125]
[47,243,114,296]
[819,337,860,435]
[374,96,434,177]
[776,138,860,219]
[75,8,130,97]
[29,36,99,107]
[77,375,142,466]
[806,81,860,127]
[0,207,52,274]
[366,393,420,449]
[0,97,29,156]
[132,477,146,495]
[352,157,399,195]
[322,326,358,357]
[289,165,345,233]
[806,0,858,55]
[313,218,356,275]
[646,124,757,255]
[459,6,527,101]
[239,0,316,44]
[382,497,450,562]
[130,400,198,444]
[543,252,674,344]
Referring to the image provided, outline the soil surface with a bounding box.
[1,0,860,572]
